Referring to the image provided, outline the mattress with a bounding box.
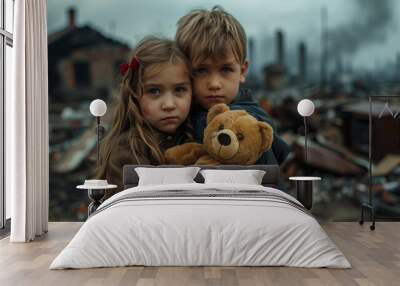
[50,183,351,269]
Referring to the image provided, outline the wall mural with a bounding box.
[47,1,400,222]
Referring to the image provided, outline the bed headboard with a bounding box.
[123,165,283,190]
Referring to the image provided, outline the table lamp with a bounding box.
[297,99,315,161]
[89,99,107,166]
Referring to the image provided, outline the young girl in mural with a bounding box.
[96,37,193,197]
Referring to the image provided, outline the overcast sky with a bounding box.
[47,0,400,76]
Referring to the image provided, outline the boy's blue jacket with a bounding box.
[190,89,291,165]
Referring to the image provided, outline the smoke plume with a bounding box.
[328,0,395,57]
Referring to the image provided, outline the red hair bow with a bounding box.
[119,56,140,76]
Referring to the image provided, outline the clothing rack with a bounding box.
[359,95,400,230]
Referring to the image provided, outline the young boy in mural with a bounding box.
[96,37,193,197]
[175,6,290,165]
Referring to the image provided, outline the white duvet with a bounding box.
[50,183,351,269]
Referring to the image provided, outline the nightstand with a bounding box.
[289,176,321,210]
[77,183,117,217]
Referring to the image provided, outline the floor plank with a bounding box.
[0,222,399,286]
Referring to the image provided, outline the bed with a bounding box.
[50,165,351,269]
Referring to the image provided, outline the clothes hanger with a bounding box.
[378,96,394,118]
[394,109,400,119]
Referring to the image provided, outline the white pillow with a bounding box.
[200,169,266,185]
[135,167,201,186]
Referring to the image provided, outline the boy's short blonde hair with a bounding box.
[176,6,247,65]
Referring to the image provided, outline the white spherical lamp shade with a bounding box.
[297,99,315,117]
[90,99,107,117]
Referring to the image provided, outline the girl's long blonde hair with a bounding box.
[96,37,192,179]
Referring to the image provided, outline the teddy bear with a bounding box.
[165,103,274,165]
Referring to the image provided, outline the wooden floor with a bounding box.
[0,222,399,286]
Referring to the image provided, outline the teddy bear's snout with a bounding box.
[217,133,231,146]
[209,129,240,161]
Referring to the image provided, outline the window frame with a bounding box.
[1,0,14,230]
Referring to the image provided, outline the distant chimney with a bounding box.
[68,7,76,28]
[276,29,285,67]
[248,37,255,74]
[298,42,307,83]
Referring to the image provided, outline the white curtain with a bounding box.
[7,0,49,242]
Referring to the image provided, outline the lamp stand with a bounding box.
[304,116,308,162]
[95,117,106,166]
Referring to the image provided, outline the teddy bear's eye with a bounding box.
[218,124,224,131]
[237,133,244,140]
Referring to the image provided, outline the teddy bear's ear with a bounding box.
[207,103,230,124]
[259,121,274,152]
